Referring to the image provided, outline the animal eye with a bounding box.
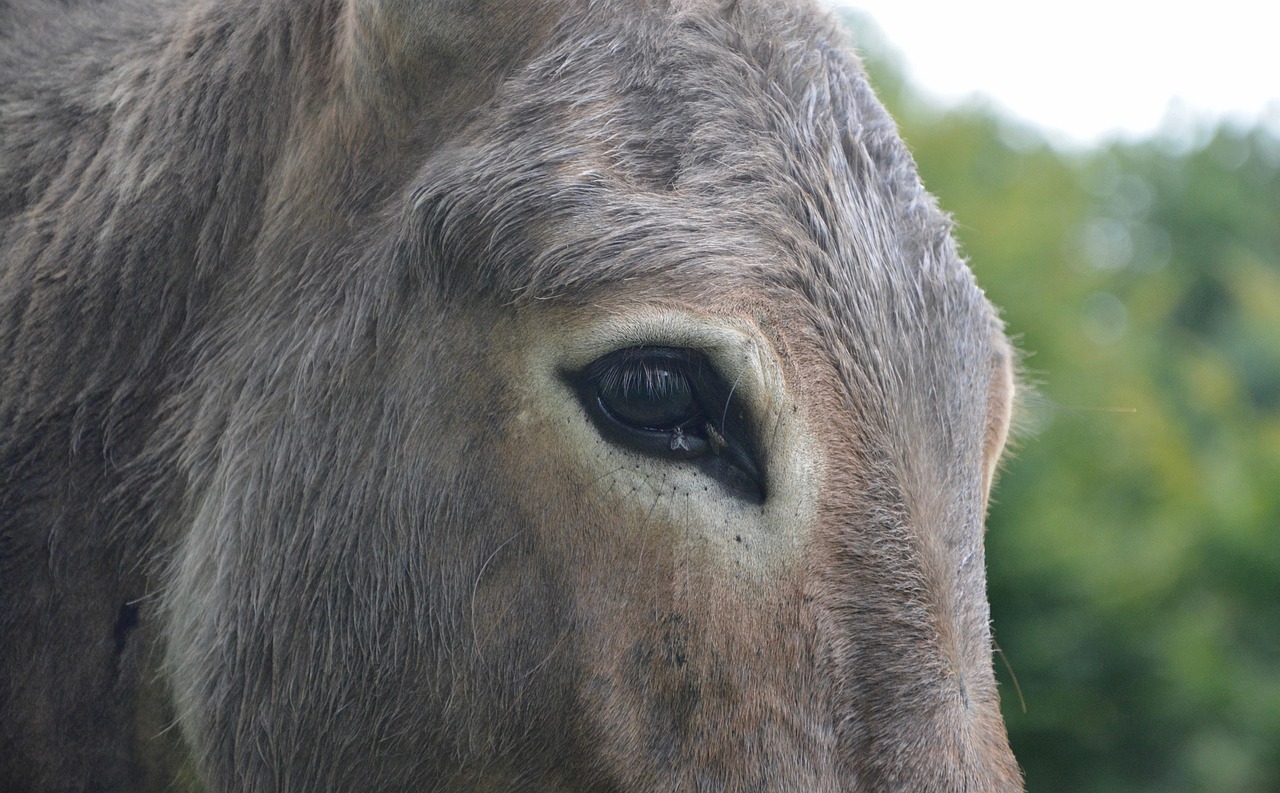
[571,347,765,501]
[595,351,698,434]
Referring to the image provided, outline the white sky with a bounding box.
[833,1,1280,147]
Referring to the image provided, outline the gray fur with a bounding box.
[1,0,1023,790]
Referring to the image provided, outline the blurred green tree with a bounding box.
[843,12,1280,793]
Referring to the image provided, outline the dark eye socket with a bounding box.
[571,347,765,501]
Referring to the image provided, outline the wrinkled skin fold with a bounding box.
[0,0,1024,790]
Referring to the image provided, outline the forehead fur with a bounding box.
[405,0,1001,430]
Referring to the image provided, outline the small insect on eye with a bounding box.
[570,347,766,501]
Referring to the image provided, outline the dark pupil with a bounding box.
[598,363,697,430]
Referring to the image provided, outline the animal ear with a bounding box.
[981,337,1017,497]
[341,0,567,118]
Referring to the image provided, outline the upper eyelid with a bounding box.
[587,348,726,409]
[585,348,697,387]
[602,358,692,399]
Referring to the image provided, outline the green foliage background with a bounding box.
[842,13,1280,793]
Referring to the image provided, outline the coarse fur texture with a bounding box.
[0,0,1024,790]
